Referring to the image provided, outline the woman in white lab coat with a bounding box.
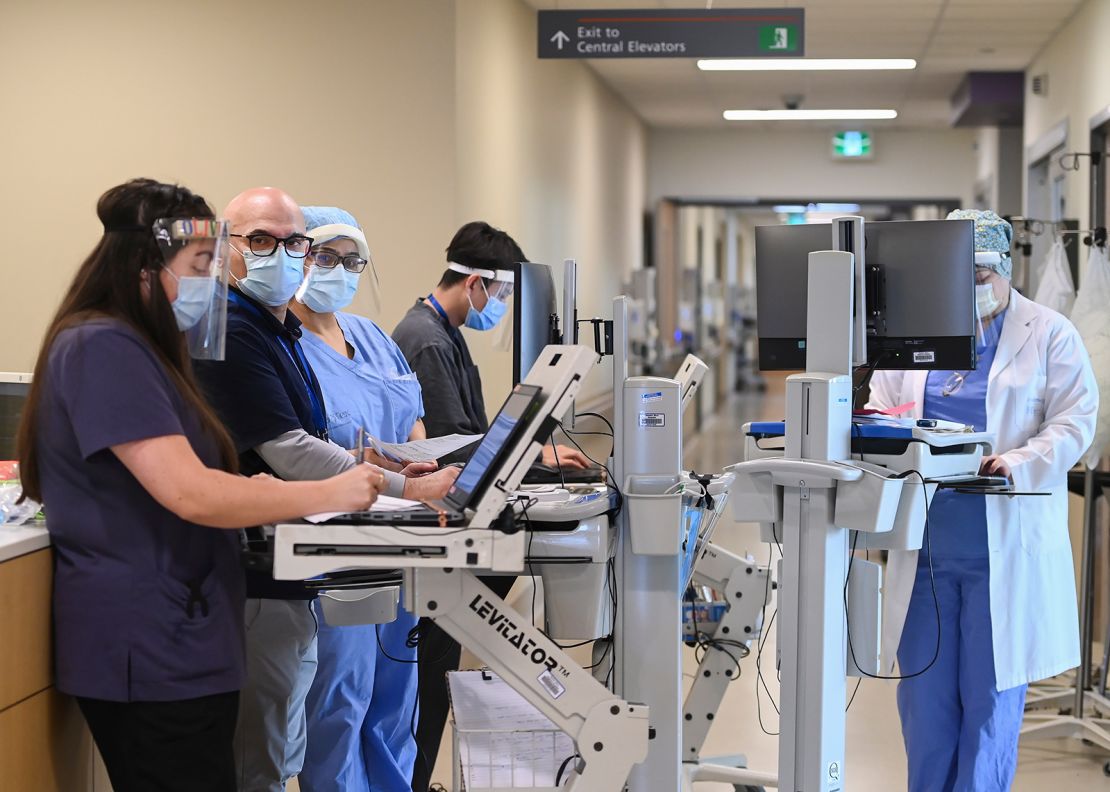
[867,209,1098,792]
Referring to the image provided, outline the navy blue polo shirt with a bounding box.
[195,288,329,600]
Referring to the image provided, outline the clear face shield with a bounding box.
[973,250,1010,351]
[153,218,230,360]
[300,223,378,315]
[490,269,516,351]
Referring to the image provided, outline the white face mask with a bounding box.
[976,283,1001,318]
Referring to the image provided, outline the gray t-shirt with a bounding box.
[392,299,488,442]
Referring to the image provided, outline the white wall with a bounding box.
[648,127,978,207]
[0,0,458,373]
[454,0,647,405]
[0,0,647,414]
[1023,0,1110,609]
[1024,0,1110,259]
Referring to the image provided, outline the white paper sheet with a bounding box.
[370,495,424,511]
[303,495,426,524]
[303,511,344,524]
[368,433,482,463]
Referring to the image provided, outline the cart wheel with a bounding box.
[1102,759,1110,777]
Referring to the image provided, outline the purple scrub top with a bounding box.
[35,319,245,702]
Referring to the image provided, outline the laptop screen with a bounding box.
[446,383,544,510]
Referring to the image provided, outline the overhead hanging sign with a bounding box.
[538,7,805,59]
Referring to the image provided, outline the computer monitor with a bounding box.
[755,223,829,370]
[513,262,559,384]
[754,219,976,371]
[562,259,577,345]
[445,383,544,510]
[0,373,31,460]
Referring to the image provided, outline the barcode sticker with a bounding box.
[913,351,936,364]
[538,669,566,699]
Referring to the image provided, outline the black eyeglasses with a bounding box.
[231,233,314,258]
[307,249,369,273]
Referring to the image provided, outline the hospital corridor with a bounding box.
[6,1,1110,791]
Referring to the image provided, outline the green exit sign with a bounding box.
[833,130,874,160]
[759,24,799,52]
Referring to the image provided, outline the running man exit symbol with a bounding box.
[760,24,798,52]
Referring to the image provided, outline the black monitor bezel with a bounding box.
[512,261,560,385]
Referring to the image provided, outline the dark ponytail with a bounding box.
[17,179,238,502]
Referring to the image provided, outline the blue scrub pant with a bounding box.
[300,602,420,792]
[897,554,1027,792]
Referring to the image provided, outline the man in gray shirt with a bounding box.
[393,221,588,791]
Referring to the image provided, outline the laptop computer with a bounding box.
[328,383,545,527]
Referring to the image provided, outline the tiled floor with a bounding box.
[308,380,1110,790]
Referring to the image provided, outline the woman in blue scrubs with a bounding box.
[896,260,1018,791]
[869,210,1099,791]
[293,207,426,791]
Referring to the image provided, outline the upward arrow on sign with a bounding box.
[550,30,570,50]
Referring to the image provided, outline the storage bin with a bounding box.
[833,461,902,534]
[623,475,683,556]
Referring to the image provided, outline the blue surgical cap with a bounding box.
[301,206,369,260]
[303,205,360,232]
[946,208,1013,279]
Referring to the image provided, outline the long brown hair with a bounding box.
[17,178,238,502]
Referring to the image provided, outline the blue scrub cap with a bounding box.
[302,206,370,260]
[946,208,1013,279]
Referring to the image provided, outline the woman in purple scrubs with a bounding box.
[15,179,386,792]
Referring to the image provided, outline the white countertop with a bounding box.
[0,520,50,563]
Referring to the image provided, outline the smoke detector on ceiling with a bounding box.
[1032,74,1048,97]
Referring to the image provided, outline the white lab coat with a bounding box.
[867,290,1098,691]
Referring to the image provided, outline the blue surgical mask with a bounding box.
[295,264,360,314]
[234,248,304,307]
[164,270,216,331]
[465,281,508,331]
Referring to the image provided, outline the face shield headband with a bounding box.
[447,261,515,301]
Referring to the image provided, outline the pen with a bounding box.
[356,427,365,464]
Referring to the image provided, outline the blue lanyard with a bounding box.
[427,294,451,325]
[228,291,329,440]
[427,294,463,344]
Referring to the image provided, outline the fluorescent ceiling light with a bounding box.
[724,109,897,121]
[699,58,916,71]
